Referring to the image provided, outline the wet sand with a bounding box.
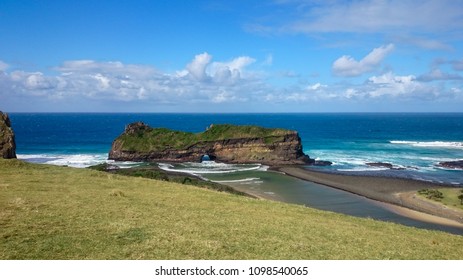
[275,166,463,226]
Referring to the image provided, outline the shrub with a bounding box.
[418,189,444,201]
[458,193,463,205]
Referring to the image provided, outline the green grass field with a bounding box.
[1,159,462,259]
[418,188,463,211]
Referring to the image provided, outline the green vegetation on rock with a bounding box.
[118,124,291,152]
[1,159,463,259]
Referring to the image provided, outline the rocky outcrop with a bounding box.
[0,111,17,159]
[109,122,312,165]
[366,162,405,170]
[438,160,463,170]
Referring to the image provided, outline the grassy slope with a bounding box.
[1,159,462,260]
[119,124,289,151]
[418,188,463,211]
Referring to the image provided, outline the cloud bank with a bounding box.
[0,52,462,112]
[0,54,260,105]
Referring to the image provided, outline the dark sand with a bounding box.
[275,166,463,226]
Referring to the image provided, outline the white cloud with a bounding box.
[56,60,158,78]
[259,71,451,104]
[245,1,461,54]
[93,73,111,90]
[183,52,256,85]
[209,56,256,82]
[391,35,452,50]
[0,60,8,71]
[344,88,359,99]
[366,72,422,98]
[332,44,394,77]
[186,53,212,81]
[24,73,55,90]
[308,83,326,90]
[417,69,463,82]
[211,91,246,103]
[279,0,463,34]
[219,56,255,72]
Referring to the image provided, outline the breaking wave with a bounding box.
[390,141,463,149]
[211,177,263,184]
[17,153,143,169]
[158,161,267,175]
[18,153,108,168]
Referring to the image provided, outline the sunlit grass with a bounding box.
[1,159,462,259]
[418,188,463,211]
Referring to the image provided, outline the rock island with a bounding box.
[109,122,312,165]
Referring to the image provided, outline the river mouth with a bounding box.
[158,160,463,235]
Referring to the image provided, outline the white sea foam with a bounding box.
[390,140,463,149]
[214,177,261,183]
[435,165,463,172]
[17,154,49,160]
[212,177,261,183]
[258,165,269,171]
[109,160,146,169]
[336,167,391,172]
[241,181,264,185]
[18,153,108,168]
[158,161,266,175]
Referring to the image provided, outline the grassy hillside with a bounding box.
[1,159,462,259]
[118,124,290,152]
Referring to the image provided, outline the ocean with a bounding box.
[8,113,463,234]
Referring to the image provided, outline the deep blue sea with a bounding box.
[8,113,463,234]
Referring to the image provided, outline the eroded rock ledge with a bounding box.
[109,122,313,165]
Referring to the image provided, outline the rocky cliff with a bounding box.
[0,111,17,159]
[109,122,312,165]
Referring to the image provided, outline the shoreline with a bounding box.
[274,165,463,227]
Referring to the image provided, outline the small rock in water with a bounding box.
[366,162,405,170]
[438,160,463,170]
[312,160,333,166]
[366,162,394,169]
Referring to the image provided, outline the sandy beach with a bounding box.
[275,166,463,227]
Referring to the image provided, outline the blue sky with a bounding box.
[1,0,463,112]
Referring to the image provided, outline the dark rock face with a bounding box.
[124,121,151,135]
[0,111,17,159]
[109,122,312,165]
[438,160,463,169]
